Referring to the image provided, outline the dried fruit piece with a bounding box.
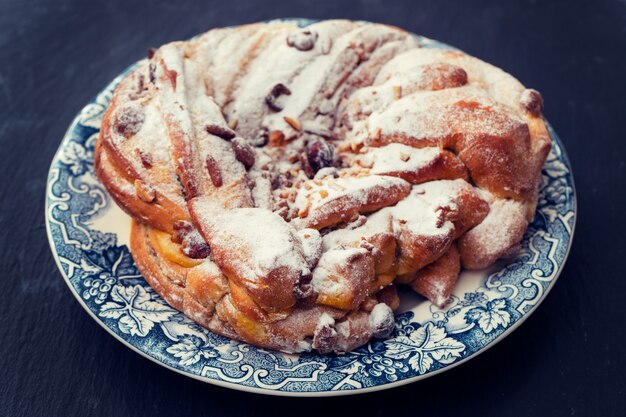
[171,221,210,259]
[115,104,145,138]
[131,74,147,99]
[265,83,291,112]
[172,220,194,243]
[205,155,223,187]
[521,88,544,116]
[306,138,336,174]
[206,124,236,140]
[252,132,269,147]
[231,138,255,169]
[181,230,211,259]
[149,62,156,83]
[286,29,318,51]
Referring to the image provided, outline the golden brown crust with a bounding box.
[96,20,552,354]
[130,220,190,311]
[366,149,468,184]
[458,198,529,270]
[291,176,411,230]
[189,198,311,314]
[409,242,461,307]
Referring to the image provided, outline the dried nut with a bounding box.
[268,130,286,147]
[135,148,153,168]
[298,197,311,218]
[134,179,156,203]
[206,124,236,140]
[284,116,301,130]
[399,152,410,162]
[286,29,318,51]
[115,104,145,137]
[327,180,346,192]
[205,155,223,187]
[231,138,255,169]
[265,83,292,112]
[350,139,364,153]
[228,118,238,130]
[355,168,370,177]
[356,157,374,169]
[393,85,402,100]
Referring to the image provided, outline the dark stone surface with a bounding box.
[1,0,624,415]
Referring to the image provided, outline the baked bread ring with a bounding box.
[95,19,551,353]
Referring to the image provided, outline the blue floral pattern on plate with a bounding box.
[45,20,576,396]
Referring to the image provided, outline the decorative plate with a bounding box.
[45,19,576,396]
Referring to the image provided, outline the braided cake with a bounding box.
[95,20,551,354]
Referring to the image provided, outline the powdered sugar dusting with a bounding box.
[362,85,524,146]
[293,175,408,214]
[388,180,461,236]
[198,207,310,279]
[361,144,442,175]
[96,19,551,353]
[311,247,369,294]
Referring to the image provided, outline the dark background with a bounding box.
[1,0,625,415]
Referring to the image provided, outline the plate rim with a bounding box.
[45,22,577,397]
